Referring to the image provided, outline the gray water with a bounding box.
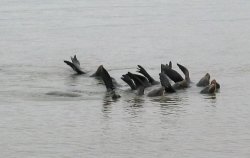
[1,0,250,157]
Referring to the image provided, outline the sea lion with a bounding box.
[127,72,151,88]
[172,63,190,89]
[90,65,103,77]
[91,65,120,88]
[121,74,137,90]
[168,61,172,69]
[137,65,160,85]
[161,63,183,83]
[159,72,176,93]
[147,73,176,97]
[121,72,148,95]
[147,87,165,97]
[197,73,210,87]
[200,79,217,94]
[100,65,120,99]
[64,55,85,74]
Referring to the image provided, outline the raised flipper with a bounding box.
[146,68,172,97]
[177,63,190,83]
[137,65,159,85]
[126,72,144,88]
[161,64,167,73]
[64,55,85,74]
[100,66,120,99]
[90,65,103,77]
[121,73,145,95]
[132,73,150,86]
[161,64,183,83]
[100,66,114,91]
[127,72,150,88]
[64,60,76,71]
[121,74,136,90]
[171,63,191,89]
[168,61,172,69]
[197,73,210,87]
[71,55,80,66]
[159,73,176,93]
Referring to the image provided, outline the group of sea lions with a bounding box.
[64,55,220,99]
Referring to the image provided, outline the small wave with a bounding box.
[46,91,81,97]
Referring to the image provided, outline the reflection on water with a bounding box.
[45,91,81,97]
[126,96,145,108]
[103,95,116,106]
[151,95,182,105]
[203,94,217,100]
[64,74,82,87]
[202,94,217,106]
[102,99,113,117]
[151,96,185,116]
[102,92,121,113]
[123,97,145,118]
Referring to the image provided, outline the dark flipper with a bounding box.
[168,61,172,69]
[159,73,176,93]
[71,55,80,66]
[100,66,114,91]
[132,73,150,86]
[121,74,136,90]
[121,73,145,95]
[127,72,149,88]
[177,63,190,82]
[197,73,210,87]
[64,60,76,71]
[137,65,159,85]
[161,64,168,73]
[64,60,84,74]
[64,55,85,74]
[90,65,103,77]
[101,66,120,99]
[162,64,183,83]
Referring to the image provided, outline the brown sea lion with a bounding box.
[200,79,217,94]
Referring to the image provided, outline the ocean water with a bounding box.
[1,0,250,157]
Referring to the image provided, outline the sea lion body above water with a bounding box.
[147,73,176,97]
[137,65,160,85]
[64,55,85,74]
[200,79,217,94]
[99,65,120,99]
[197,73,210,87]
[172,63,190,89]
[161,64,183,83]
[147,87,165,97]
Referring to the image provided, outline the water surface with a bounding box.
[1,0,250,157]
